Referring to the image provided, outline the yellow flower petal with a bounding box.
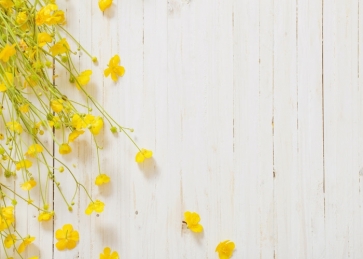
[135,148,153,163]
[68,130,85,142]
[99,0,113,11]
[16,159,32,171]
[21,179,37,191]
[95,174,110,186]
[104,54,125,82]
[215,240,235,259]
[59,143,72,155]
[184,211,203,233]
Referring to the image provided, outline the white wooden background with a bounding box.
[3,0,363,258]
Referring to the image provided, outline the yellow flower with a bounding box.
[21,179,36,191]
[68,130,84,142]
[18,236,35,253]
[7,121,22,134]
[184,211,203,233]
[100,247,119,259]
[76,70,92,87]
[99,0,113,11]
[55,224,79,250]
[215,240,235,259]
[59,143,72,155]
[38,32,52,47]
[0,83,6,92]
[49,38,70,56]
[4,234,16,248]
[0,0,14,9]
[28,257,39,259]
[71,114,86,130]
[35,4,65,26]
[104,55,125,82]
[84,114,103,135]
[16,159,32,171]
[16,11,29,30]
[85,200,105,215]
[19,104,29,113]
[0,206,14,231]
[0,44,16,62]
[95,174,110,186]
[50,99,63,113]
[25,144,43,157]
[135,148,153,163]
[38,211,54,222]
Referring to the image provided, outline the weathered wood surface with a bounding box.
[3,0,363,258]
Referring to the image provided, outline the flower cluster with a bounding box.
[0,0,150,258]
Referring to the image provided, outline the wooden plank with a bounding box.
[273,0,298,258]
[323,0,361,257]
[296,0,324,258]
[233,0,274,258]
[167,0,234,258]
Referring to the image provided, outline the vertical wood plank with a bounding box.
[324,0,361,257]
[233,0,274,258]
[297,0,325,258]
[273,0,298,258]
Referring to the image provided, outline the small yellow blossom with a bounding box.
[71,114,86,130]
[16,11,29,30]
[99,0,113,11]
[28,257,39,259]
[25,144,43,157]
[49,38,70,56]
[104,55,125,82]
[4,234,16,248]
[38,211,54,222]
[100,247,119,259]
[0,83,6,92]
[135,148,153,163]
[84,114,103,135]
[0,206,14,231]
[18,236,35,253]
[76,70,92,87]
[59,143,72,155]
[59,166,64,173]
[0,44,16,62]
[35,4,65,26]
[184,211,203,233]
[16,159,32,171]
[38,32,52,47]
[21,179,37,191]
[215,240,235,259]
[95,174,110,186]
[0,0,14,9]
[7,121,23,134]
[55,224,79,250]
[85,200,105,215]
[68,130,85,142]
[19,104,30,113]
[50,99,63,113]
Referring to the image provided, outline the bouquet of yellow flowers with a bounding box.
[0,0,151,257]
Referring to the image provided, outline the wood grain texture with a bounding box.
[1,0,363,258]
